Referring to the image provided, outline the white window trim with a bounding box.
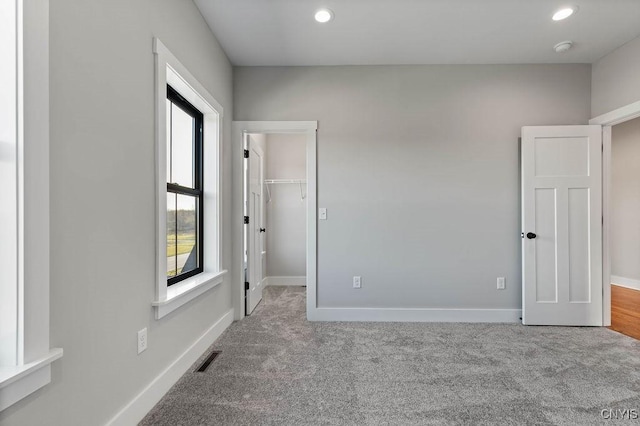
[0,0,62,412]
[152,38,226,319]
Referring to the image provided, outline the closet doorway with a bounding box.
[244,133,308,314]
[232,122,317,320]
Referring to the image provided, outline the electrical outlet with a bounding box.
[137,328,147,354]
[497,277,506,290]
[353,276,361,289]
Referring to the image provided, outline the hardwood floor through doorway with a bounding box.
[610,284,640,340]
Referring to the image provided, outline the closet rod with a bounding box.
[264,179,307,184]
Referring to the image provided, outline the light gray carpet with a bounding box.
[141,286,640,425]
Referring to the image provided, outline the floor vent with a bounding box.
[196,351,221,372]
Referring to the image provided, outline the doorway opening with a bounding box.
[607,116,640,339]
[232,121,317,321]
[243,132,309,314]
[590,100,640,328]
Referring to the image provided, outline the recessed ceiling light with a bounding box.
[552,7,576,21]
[554,41,574,53]
[314,9,333,23]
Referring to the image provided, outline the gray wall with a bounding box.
[1,0,233,425]
[611,117,640,281]
[265,134,307,277]
[234,65,591,309]
[592,35,640,117]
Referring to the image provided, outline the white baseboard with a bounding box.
[265,276,306,287]
[106,309,234,426]
[307,307,521,323]
[611,275,640,291]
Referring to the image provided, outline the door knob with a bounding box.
[259,228,266,233]
[526,232,537,239]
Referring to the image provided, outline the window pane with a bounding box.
[167,192,177,278]
[175,194,198,276]
[0,0,19,367]
[166,99,172,183]
[170,103,194,188]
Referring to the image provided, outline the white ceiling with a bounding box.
[194,0,640,66]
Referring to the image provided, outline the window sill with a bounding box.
[152,270,227,319]
[0,348,63,411]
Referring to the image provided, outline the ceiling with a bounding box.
[194,0,640,66]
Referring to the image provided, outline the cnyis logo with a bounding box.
[601,409,639,420]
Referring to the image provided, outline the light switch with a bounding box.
[497,277,506,290]
[319,208,327,220]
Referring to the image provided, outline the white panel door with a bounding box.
[522,126,602,326]
[247,142,265,314]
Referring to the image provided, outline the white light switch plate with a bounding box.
[497,277,506,290]
[137,328,148,354]
[319,208,327,220]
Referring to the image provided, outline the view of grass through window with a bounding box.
[166,195,197,277]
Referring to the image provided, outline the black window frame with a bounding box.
[166,84,204,286]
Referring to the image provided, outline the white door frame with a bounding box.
[590,100,640,326]
[232,121,318,320]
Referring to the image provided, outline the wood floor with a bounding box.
[610,284,640,340]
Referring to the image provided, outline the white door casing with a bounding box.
[521,125,603,326]
[247,141,265,314]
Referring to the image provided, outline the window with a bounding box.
[0,0,20,371]
[1,0,62,412]
[166,85,204,285]
[152,38,226,319]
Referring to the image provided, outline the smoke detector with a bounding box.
[554,41,573,53]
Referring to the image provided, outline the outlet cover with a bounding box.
[353,276,361,289]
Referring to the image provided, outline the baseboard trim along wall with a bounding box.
[308,307,522,323]
[265,276,307,287]
[611,275,640,291]
[106,309,234,426]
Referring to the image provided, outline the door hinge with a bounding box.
[244,216,249,224]
[245,282,250,291]
[244,149,249,158]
